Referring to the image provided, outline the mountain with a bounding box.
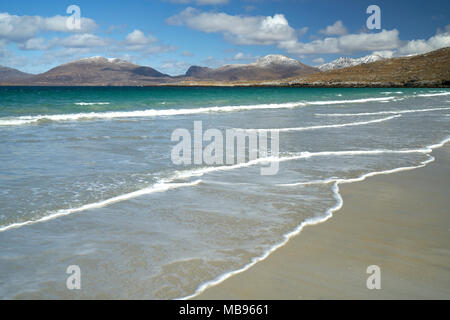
[0,66,33,82]
[1,48,448,87]
[318,54,385,71]
[20,57,171,85]
[289,47,450,87]
[185,54,319,81]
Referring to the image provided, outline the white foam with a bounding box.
[75,102,111,106]
[180,181,344,300]
[180,135,450,300]
[4,135,449,234]
[381,91,403,94]
[238,115,400,132]
[315,106,450,117]
[0,102,305,126]
[0,179,202,232]
[307,96,395,105]
[416,92,450,97]
[0,96,408,126]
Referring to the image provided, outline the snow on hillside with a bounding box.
[318,54,385,71]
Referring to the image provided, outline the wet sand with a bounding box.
[195,144,450,299]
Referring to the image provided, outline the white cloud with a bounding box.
[59,33,108,48]
[0,12,97,42]
[167,9,405,57]
[0,46,29,69]
[232,52,255,61]
[371,50,395,59]
[234,52,244,59]
[18,38,50,50]
[397,31,450,56]
[280,29,400,54]
[166,7,297,45]
[158,59,191,75]
[312,57,325,64]
[125,29,156,45]
[319,20,347,36]
[123,29,165,52]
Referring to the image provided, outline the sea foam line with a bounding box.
[0,96,399,126]
[180,135,450,300]
[75,102,111,106]
[0,142,443,233]
[306,96,395,105]
[315,106,450,117]
[416,92,450,97]
[0,180,202,232]
[0,144,441,232]
[237,115,400,132]
[0,102,305,126]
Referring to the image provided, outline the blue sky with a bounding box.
[0,0,449,75]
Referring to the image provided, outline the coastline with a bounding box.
[1,83,449,88]
[194,143,450,299]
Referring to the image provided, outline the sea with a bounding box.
[0,86,449,299]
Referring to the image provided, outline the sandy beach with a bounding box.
[195,144,450,299]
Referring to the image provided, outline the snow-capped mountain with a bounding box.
[252,54,301,67]
[65,56,135,66]
[318,54,385,71]
[27,56,170,85]
[186,54,318,81]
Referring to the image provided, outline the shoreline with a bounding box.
[1,83,449,88]
[192,141,450,299]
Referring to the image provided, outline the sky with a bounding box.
[0,0,449,75]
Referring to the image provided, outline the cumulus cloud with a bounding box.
[125,29,156,45]
[319,20,347,36]
[122,29,169,52]
[59,33,108,48]
[279,29,401,54]
[397,31,450,56]
[166,7,297,45]
[167,9,407,57]
[17,38,50,50]
[0,12,97,42]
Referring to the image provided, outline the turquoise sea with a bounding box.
[0,86,449,299]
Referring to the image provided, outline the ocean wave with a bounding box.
[75,102,111,106]
[307,96,395,105]
[3,135,449,234]
[381,91,403,94]
[237,115,400,132]
[0,102,305,126]
[0,179,202,232]
[315,106,450,117]
[3,137,449,233]
[180,134,450,300]
[416,92,450,97]
[0,96,402,126]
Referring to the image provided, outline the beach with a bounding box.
[195,143,450,299]
[1,87,449,299]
